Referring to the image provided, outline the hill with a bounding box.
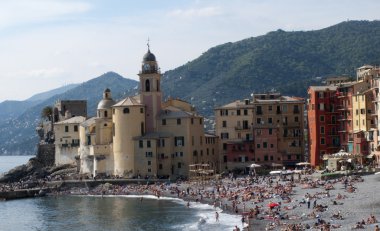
[162,20,380,119]
[0,72,138,155]
[0,84,80,124]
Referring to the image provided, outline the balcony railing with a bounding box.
[235,125,251,130]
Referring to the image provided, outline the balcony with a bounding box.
[235,125,251,131]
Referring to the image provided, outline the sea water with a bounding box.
[0,156,243,231]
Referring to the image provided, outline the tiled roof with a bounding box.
[55,116,86,125]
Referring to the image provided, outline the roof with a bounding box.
[143,49,156,62]
[215,100,255,109]
[308,86,338,91]
[113,95,142,107]
[159,106,197,119]
[81,117,97,127]
[97,99,116,110]
[55,116,86,125]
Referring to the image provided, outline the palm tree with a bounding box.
[41,106,53,121]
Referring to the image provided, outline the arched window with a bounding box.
[123,108,130,114]
[157,79,160,91]
[104,111,108,118]
[145,79,150,92]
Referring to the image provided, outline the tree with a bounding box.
[41,106,53,121]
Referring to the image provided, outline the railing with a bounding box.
[235,126,251,130]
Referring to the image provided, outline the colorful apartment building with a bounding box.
[308,65,380,168]
[215,93,305,170]
[307,86,340,167]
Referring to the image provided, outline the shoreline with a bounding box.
[2,172,380,231]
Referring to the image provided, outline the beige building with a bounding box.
[73,47,219,178]
[215,93,305,170]
[54,116,86,165]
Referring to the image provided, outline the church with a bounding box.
[55,46,220,178]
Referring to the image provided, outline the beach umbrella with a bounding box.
[248,163,261,175]
[296,162,310,166]
[269,170,282,175]
[248,163,261,168]
[268,202,280,209]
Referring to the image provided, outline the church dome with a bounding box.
[143,49,156,62]
[97,88,116,110]
[97,99,116,110]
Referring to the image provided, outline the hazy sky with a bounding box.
[0,0,379,102]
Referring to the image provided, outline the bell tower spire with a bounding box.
[138,42,162,132]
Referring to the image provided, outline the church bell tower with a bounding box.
[138,42,162,132]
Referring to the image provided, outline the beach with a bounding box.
[45,172,380,231]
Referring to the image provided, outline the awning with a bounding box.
[366,154,374,158]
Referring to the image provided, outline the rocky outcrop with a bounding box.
[0,157,76,183]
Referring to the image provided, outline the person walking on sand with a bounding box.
[306,195,310,209]
[375,224,380,231]
[215,211,219,222]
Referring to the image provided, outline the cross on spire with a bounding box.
[147,37,150,51]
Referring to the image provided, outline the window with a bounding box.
[162,119,166,125]
[123,108,130,114]
[74,125,78,132]
[178,162,182,168]
[220,110,228,116]
[222,121,227,127]
[147,140,151,148]
[361,109,365,114]
[145,79,150,92]
[257,143,261,148]
[270,144,274,148]
[244,109,248,115]
[175,136,185,146]
[65,126,69,132]
[140,108,144,113]
[268,118,272,124]
[269,128,273,135]
[268,105,272,111]
[145,152,153,157]
[159,164,163,170]
[177,118,181,125]
[237,109,241,116]
[295,116,299,122]
[199,118,203,124]
[193,150,197,156]
[320,115,325,122]
[320,126,325,134]
[256,118,262,124]
[139,140,143,148]
[148,168,151,172]
[161,139,165,147]
[264,156,268,161]
[256,106,262,115]
[191,118,194,124]
[192,136,194,146]
[221,133,229,139]
[223,143,227,150]
[148,161,151,166]
[263,142,268,148]
[321,138,325,145]
[318,92,324,98]
[287,155,291,160]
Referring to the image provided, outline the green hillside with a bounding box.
[0,72,138,155]
[162,20,380,117]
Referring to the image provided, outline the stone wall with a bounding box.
[37,144,55,166]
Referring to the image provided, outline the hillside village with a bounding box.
[35,46,380,179]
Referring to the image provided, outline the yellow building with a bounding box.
[74,47,219,178]
[54,116,86,165]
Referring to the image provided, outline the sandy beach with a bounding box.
[52,172,380,231]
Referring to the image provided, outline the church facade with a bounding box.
[57,48,220,178]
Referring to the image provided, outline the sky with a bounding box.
[0,0,379,103]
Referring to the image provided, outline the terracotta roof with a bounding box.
[55,116,86,125]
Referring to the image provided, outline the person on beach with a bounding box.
[306,195,311,209]
[215,212,219,222]
[375,224,380,231]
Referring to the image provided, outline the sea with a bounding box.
[0,156,243,231]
